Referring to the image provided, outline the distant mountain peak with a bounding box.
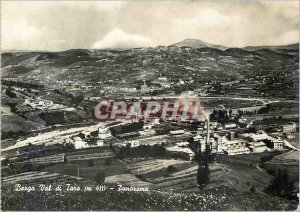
[181,38,206,42]
[170,38,227,50]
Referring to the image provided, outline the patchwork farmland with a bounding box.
[2,171,89,186]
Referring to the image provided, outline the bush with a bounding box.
[104,158,112,165]
[261,154,274,162]
[5,87,17,98]
[250,186,256,192]
[166,165,177,174]
[136,174,145,181]
[266,168,276,176]
[94,172,105,184]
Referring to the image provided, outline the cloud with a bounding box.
[2,19,44,50]
[173,9,230,28]
[92,28,154,49]
[1,0,299,50]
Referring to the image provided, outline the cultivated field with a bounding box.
[2,171,88,186]
[42,158,127,181]
[105,173,152,187]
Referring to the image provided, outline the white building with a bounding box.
[239,131,269,141]
[272,139,284,150]
[248,141,269,153]
[158,77,168,81]
[98,127,111,139]
[226,139,250,155]
[217,135,229,153]
[224,123,237,130]
[138,129,156,137]
[193,134,207,152]
[169,130,186,136]
[141,80,150,93]
[282,122,296,133]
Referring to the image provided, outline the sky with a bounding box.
[1,0,299,51]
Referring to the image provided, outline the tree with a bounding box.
[65,142,75,151]
[166,165,177,175]
[262,139,274,149]
[197,166,210,190]
[265,169,297,200]
[94,172,105,184]
[229,109,233,117]
[250,186,256,193]
[5,87,17,98]
[195,144,216,190]
[104,158,112,165]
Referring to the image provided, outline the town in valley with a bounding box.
[1,39,299,210]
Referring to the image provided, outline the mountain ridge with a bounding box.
[170,38,298,51]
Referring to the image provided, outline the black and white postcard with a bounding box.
[1,0,299,211]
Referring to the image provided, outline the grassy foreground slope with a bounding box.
[2,184,297,211]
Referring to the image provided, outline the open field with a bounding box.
[42,158,127,181]
[208,163,273,193]
[200,97,264,110]
[124,155,276,194]
[275,150,299,160]
[221,151,286,164]
[264,150,299,183]
[1,115,44,134]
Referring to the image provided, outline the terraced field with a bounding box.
[126,159,199,192]
[105,174,152,187]
[128,159,189,175]
[2,171,87,186]
[28,153,65,164]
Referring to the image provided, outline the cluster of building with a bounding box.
[24,98,65,110]
[193,120,291,156]
[60,113,296,159]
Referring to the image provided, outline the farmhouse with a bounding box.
[282,122,296,133]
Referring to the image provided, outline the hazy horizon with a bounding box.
[2,1,299,51]
[1,38,299,52]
